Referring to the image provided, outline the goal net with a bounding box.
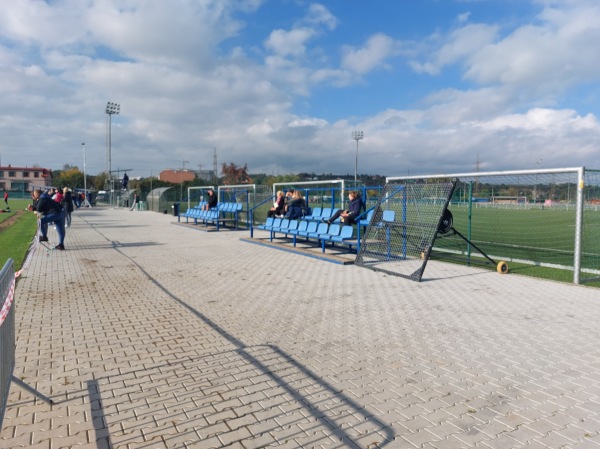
[388,167,600,284]
[355,180,456,282]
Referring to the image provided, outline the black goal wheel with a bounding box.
[437,208,453,234]
[497,261,509,274]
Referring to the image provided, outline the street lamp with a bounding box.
[352,130,364,183]
[106,101,120,205]
[82,142,90,207]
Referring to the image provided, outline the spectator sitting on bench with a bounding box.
[323,191,362,225]
[276,189,294,217]
[283,190,307,219]
[203,188,217,211]
[268,190,285,218]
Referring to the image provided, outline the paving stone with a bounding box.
[2,207,600,448]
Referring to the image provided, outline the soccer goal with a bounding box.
[387,167,600,285]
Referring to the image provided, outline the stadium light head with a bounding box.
[352,130,364,141]
[105,102,120,115]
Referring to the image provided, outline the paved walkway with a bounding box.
[2,206,600,449]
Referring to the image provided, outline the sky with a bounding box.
[1,0,600,179]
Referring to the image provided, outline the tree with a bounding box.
[53,167,84,189]
[221,162,252,185]
[94,172,109,191]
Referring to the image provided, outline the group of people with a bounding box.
[28,187,75,250]
[268,189,308,220]
[267,189,364,224]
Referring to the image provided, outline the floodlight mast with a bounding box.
[105,101,120,206]
[352,130,364,183]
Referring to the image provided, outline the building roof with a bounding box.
[0,165,51,172]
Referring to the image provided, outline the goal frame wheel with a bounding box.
[497,261,508,274]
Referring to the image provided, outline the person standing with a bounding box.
[32,189,66,250]
[52,188,64,204]
[3,191,8,209]
[62,187,74,227]
[130,191,138,211]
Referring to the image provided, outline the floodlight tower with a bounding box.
[352,130,364,183]
[105,101,120,205]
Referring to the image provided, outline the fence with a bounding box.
[0,259,15,430]
[387,167,600,284]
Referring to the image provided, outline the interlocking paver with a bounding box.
[1,207,600,448]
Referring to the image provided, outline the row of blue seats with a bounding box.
[256,208,397,253]
[304,207,340,221]
[179,201,207,223]
[178,202,244,228]
[258,217,357,252]
[180,208,221,226]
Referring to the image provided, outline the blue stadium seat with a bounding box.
[320,224,355,251]
[320,208,332,221]
[382,210,395,223]
[294,221,317,246]
[270,219,290,241]
[318,224,340,249]
[304,207,322,221]
[288,220,308,239]
[285,220,299,236]
[307,222,329,239]
[258,217,274,231]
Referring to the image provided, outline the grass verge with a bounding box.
[0,200,37,270]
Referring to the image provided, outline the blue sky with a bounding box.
[1,0,599,179]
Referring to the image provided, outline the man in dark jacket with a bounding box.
[32,189,66,250]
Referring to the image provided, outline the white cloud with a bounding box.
[341,33,397,75]
[1,0,600,178]
[411,24,499,76]
[265,28,315,57]
[288,118,328,128]
[466,2,600,94]
[305,3,338,30]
